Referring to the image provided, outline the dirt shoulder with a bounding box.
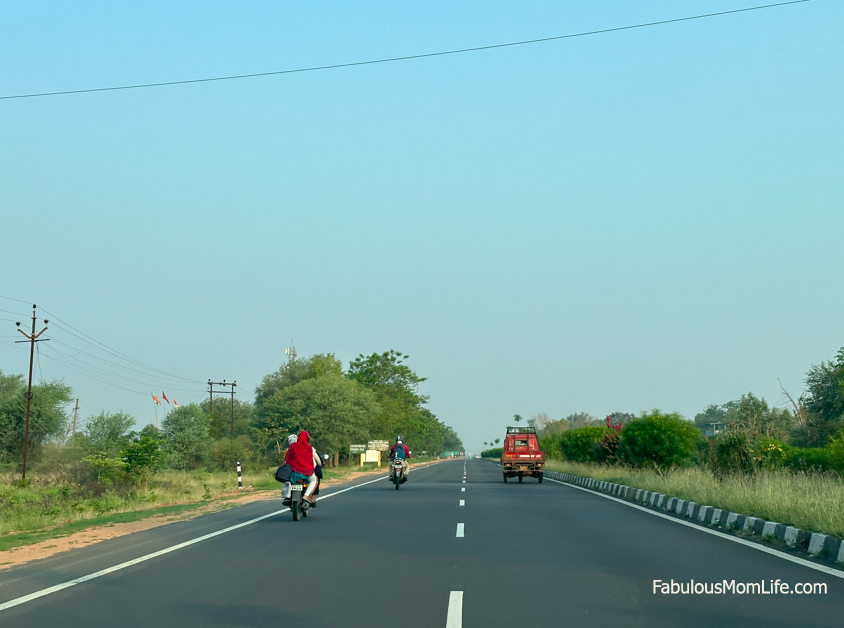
[0,458,450,570]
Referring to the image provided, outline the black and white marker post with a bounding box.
[236,461,243,490]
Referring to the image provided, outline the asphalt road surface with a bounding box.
[2,458,843,627]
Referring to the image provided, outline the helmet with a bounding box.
[396,436,403,443]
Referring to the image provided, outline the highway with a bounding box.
[2,458,843,627]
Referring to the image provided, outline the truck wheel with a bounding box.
[518,474,523,483]
[537,474,543,484]
[503,474,508,483]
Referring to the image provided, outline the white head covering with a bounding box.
[287,434,298,445]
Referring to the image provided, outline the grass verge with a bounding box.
[545,460,844,538]
[0,501,212,553]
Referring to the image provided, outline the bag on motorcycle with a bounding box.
[274,464,292,483]
[314,465,323,480]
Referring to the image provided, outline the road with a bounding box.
[2,458,843,627]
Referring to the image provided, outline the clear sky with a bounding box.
[1,1,842,453]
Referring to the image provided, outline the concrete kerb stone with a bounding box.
[761,521,778,539]
[686,502,699,519]
[808,533,827,556]
[697,505,712,523]
[674,499,686,515]
[742,516,758,533]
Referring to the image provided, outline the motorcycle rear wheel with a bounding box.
[292,501,301,521]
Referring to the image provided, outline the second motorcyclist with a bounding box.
[389,436,411,483]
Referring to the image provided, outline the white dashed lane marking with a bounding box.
[446,591,463,628]
[461,487,465,492]
[459,499,465,506]
[456,523,465,537]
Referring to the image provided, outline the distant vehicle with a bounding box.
[501,426,545,483]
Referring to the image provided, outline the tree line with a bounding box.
[0,349,463,487]
[481,347,844,475]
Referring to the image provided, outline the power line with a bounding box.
[40,308,205,384]
[0,1,812,102]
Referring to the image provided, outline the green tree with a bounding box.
[253,374,379,456]
[618,410,702,471]
[81,411,136,457]
[161,403,211,469]
[255,354,343,407]
[202,399,254,440]
[0,370,72,465]
[121,432,165,487]
[794,349,844,447]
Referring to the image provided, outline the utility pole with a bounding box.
[14,305,48,481]
[70,399,79,439]
[285,339,297,362]
[208,380,236,437]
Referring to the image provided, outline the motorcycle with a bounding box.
[390,457,407,490]
[286,476,321,521]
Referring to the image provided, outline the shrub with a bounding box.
[617,410,701,471]
[209,437,249,471]
[121,434,165,487]
[538,435,561,460]
[704,431,758,478]
[480,448,502,458]
[559,426,609,463]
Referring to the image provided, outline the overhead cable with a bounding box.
[0,1,812,101]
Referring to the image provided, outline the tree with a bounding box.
[255,354,343,408]
[121,432,165,487]
[529,413,551,431]
[794,349,844,447]
[81,411,135,457]
[253,374,379,456]
[0,370,72,465]
[565,412,600,428]
[513,414,523,423]
[607,412,637,426]
[161,404,211,469]
[202,399,254,440]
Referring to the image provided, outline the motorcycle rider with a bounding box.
[389,436,411,482]
[284,430,322,505]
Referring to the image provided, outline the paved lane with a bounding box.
[2,458,843,627]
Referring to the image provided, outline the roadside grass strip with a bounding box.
[0,461,447,612]
[541,471,844,579]
[0,502,211,553]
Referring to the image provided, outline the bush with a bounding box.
[617,410,701,471]
[480,448,502,458]
[703,431,758,478]
[538,435,561,460]
[209,437,250,471]
[559,426,608,463]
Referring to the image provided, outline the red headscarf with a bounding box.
[286,430,315,475]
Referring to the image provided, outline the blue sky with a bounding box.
[1,1,842,452]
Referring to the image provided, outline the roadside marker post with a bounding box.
[236,462,242,490]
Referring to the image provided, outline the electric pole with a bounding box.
[70,399,79,440]
[14,305,48,480]
[208,380,236,437]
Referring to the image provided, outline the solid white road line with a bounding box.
[459,500,465,506]
[0,467,448,613]
[456,523,465,537]
[544,477,844,580]
[446,591,463,628]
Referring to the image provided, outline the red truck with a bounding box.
[501,426,545,483]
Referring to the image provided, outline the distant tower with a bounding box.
[285,339,297,362]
